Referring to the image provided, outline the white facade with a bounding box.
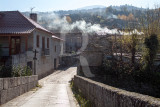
[8,29,61,78]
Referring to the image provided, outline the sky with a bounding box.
[0,0,159,12]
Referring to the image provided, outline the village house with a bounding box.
[0,11,62,78]
[54,32,82,54]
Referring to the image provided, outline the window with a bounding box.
[47,38,49,48]
[11,37,20,55]
[36,35,39,47]
[42,37,45,51]
[55,45,56,52]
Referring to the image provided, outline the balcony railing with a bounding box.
[42,49,50,56]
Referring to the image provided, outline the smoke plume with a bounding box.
[38,13,117,34]
[38,12,143,35]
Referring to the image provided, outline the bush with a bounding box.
[0,65,32,78]
[143,34,159,72]
[12,66,22,77]
[102,59,133,77]
[0,66,12,78]
[21,66,32,76]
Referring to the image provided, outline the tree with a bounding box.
[119,33,139,65]
[106,6,113,13]
[143,34,159,72]
[138,6,160,72]
[139,8,160,36]
[120,6,128,12]
[66,16,72,23]
[117,13,135,21]
[128,13,135,20]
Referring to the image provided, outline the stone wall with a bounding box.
[0,75,38,105]
[59,54,78,68]
[77,34,112,76]
[74,75,160,107]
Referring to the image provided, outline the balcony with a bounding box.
[42,49,50,56]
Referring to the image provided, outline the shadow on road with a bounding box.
[58,64,77,71]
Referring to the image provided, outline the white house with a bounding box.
[0,11,62,78]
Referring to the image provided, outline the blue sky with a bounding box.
[0,0,159,12]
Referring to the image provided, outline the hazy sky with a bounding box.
[0,0,159,12]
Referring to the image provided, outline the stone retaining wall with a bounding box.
[59,55,78,67]
[74,75,160,107]
[0,75,38,105]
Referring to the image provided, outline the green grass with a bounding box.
[36,83,42,88]
[70,79,92,107]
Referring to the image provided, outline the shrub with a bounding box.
[143,34,159,72]
[21,66,32,76]
[0,65,12,78]
[12,65,22,77]
[12,65,32,77]
[0,65,32,78]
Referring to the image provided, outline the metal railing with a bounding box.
[41,49,50,56]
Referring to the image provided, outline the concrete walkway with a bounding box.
[1,67,79,107]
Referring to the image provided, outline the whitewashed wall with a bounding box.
[32,29,61,77]
[11,29,61,78]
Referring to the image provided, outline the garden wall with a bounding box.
[59,54,78,67]
[0,75,38,105]
[74,75,160,107]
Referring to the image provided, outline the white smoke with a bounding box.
[38,13,115,34]
[38,12,143,36]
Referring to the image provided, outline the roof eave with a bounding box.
[0,33,31,36]
[36,28,53,35]
[52,38,64,41]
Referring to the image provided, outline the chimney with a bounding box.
[30,13,37,22]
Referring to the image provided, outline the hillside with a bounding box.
[23,5,146,31]
[77,5,106,10]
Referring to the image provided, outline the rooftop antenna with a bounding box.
[30,7,35,13]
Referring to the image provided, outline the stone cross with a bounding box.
[33,49,38,75]
[33,49,38,60]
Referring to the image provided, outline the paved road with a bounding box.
[1,67,78,107]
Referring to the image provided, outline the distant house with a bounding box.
[0,11,62,78]
[55,32,82,54]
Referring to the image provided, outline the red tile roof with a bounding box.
[0,11,53,35]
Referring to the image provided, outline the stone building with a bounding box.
[77,33,112,77]
[0,11,62,78]
[54,32,82,54]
